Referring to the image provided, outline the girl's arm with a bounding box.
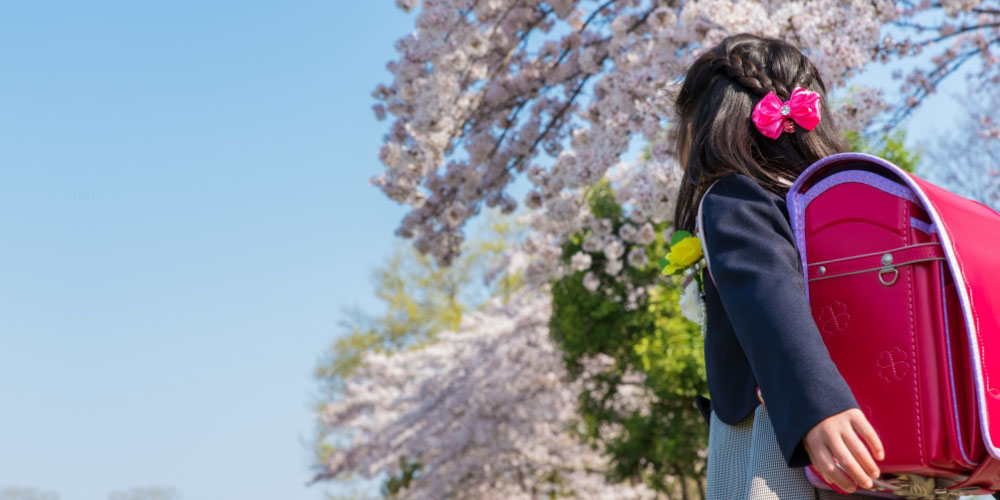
[700,173,883,492]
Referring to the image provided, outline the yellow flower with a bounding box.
[663,236,703,274]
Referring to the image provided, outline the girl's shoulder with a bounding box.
[702,172,783,203]
[697,172,794,245]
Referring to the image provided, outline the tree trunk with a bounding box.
[673,466,690,500]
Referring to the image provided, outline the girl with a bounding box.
[671,33,886,499]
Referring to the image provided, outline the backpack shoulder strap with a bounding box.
[695,179,723,286]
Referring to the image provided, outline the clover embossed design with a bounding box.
[818,300,850,335]
[876,347,910,383]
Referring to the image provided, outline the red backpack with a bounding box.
[787,152,1000,498]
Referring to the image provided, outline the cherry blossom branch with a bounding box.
[882,37,1000,131]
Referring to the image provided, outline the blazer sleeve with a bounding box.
[700,173,859,468]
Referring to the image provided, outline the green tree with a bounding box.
[846,128,921,173]
[549,181,708,499]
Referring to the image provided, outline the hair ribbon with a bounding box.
[751,87,822,139]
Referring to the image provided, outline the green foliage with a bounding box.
[381,458,422,499]
[315,210,523,389]
[846,128,922,173]
[549,180,708,496]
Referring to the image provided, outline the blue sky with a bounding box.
[0,2,411,499]
[0,2,967,500]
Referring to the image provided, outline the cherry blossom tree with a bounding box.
[313,289,660,499]
[876,0,1000,131]
[371,0,911,271]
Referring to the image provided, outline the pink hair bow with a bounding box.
[751,87,822,139]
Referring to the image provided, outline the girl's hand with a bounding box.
[803,408,885,493]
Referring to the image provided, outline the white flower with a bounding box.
[618,223,637,242]
[679,278,704,326]
[592,218,613,236]
[582,233,604,253]
[604,258,623,276]
[583,271,601,292]
[602,237,625,260]
[634,223,656,245]
[571,251,593,271]
[443,201,468,227]
[627,247,648,268]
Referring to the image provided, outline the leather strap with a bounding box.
[806,242,944,281]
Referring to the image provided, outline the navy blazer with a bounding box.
[695,172,859,468]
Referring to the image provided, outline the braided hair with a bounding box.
[706,51,807,99]
[671,33,846,233]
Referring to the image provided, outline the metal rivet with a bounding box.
[881,253,893,265]
[818,265,826,275]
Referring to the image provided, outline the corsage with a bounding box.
[658,229,707,335]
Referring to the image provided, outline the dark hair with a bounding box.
[671,33,849,232]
